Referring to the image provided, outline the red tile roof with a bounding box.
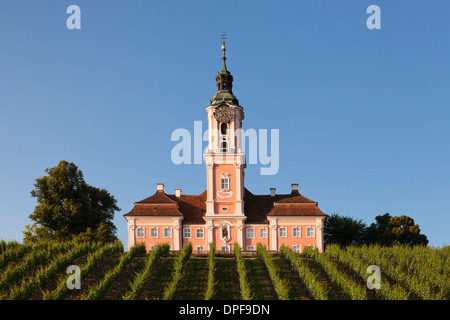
[135,191,177,204]
[125,204,183,217]
[166,191,207,223]
[268,204,326,217]
[123,188,326,223]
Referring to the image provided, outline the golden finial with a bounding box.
[220,32,228,73]
[220,32,227,51]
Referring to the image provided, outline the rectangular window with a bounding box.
[196,228,204,239]
[246,246,255,251]
[293,245,302,253]
[183,228,191,239]
[136,227,145,238]
[246,228,255,239]
[279,227,287,238]
[164,227,172,238]
[221,246,230,254]
[221,178,229,191]
[259,228,268,238]
[150,227,158,238]
[307,227,315,238]
[293,227,301,238]
[220,140,228,152]
[196,246,204,254]
[150,245,155,251]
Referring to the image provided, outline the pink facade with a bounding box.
[127,215,325,254]
[125,183,326,254]
[124,40,327,254]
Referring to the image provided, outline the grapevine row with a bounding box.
[303,247,366,300]
[204,242,216,300]
[43,241,123,300]
[0,240,448,300]
[234,243,252,300]
[4,241,97,300]
[279,245,328,300]
[81,242,147,300]
[0,241,73,293]
[163,242,192,300]
[0,242,33,270]
[346,245,446,300]
[122,243,170,300]
[257,244,290,300]
[161,242,192,300]
[325,244,410,300]
[376,245,449,297]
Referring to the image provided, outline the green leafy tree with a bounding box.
[363,213,428,246]
[389,215,428,246]
[324,213,367,246]
[23,160,120,243]
[362,213,393,245]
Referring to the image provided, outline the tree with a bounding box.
[23,160,120,243]
[362,213,393,245]
[362,213,428,246]
[324,213,367,247]
[389,215,428,246]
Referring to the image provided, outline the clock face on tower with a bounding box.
[213,102,233,123]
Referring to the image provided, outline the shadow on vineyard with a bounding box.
[0,240,448,300]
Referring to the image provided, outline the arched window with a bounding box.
[221,123,228,135]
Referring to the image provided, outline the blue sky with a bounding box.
[0,1,449,247]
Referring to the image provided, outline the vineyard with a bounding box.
[0,240,448,300]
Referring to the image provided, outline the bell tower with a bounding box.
[203,33,246,249]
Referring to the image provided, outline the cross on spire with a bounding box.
[211,32,238,105]
[220,32,228,72]
[220,32,228,43]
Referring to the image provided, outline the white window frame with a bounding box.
[221,245,230,254]
[150,227,158,238]
[279,227,287,238]
[136,227,145,239]
[259,228,268,238]
[221,178,229,191]
[196,246,204,254]
[196,228,204,239]
[293,245,302,253]
[220,173,230,191]
[307,227,315,238]
[246,228,255,239]
[246,246,255,251]
[183,228,191,239]
[164,227,172,238]
[293,227,301,238]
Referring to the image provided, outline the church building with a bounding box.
[124,35,327,253]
